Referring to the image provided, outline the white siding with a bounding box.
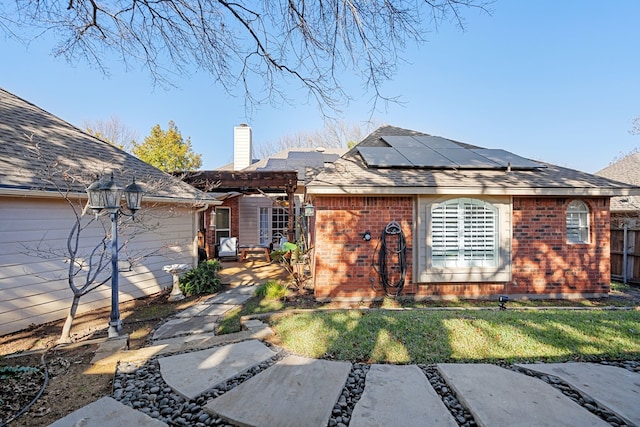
[238,195,273,246]
[0,197,196,336]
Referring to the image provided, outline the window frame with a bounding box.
[416,195,512,283]
[566,199,590,244]
[213,207,231,245]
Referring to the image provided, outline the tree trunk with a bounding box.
[57,293,82,344]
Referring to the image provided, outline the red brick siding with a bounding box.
[312,195,611,300]
[204,198,240,258]
[509,197,610,296]
[313,196,414,299]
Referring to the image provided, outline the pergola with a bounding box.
[181,170,299,242]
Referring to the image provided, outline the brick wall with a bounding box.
[204,198,241,258]
[313,196,414,299]
[509,197,610,296]
[312,195,611,300]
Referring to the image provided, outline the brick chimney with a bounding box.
[233,124,252,171]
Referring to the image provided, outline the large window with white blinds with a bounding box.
[431,198,498,267]
[417,195,511,283]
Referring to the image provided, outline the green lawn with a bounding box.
[217,281,639,364]
[269,308,640,364]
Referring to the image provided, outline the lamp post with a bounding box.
[86,173,144,338]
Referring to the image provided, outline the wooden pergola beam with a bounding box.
[181,170,298,241]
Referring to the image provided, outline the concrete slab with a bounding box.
[516,362,640,426]
[90,335,129,365]
[158,340,277,399]
[146,327,274,357]
[204,292,253,305]
[47,396,167,427]
[205,354,351,427]
[351,364,458,427]
[152,316,218,340]
[175,303,236,318]
[438,363,609,427]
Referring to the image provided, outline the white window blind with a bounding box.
[432,198,498,267]
[566,200,590,244]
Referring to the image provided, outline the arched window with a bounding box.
[566,200,590,244]
[431,198,498,267]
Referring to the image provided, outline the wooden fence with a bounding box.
[610,226,640,284]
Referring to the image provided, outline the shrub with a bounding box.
[254,280,289,300]
[179,260,222,296]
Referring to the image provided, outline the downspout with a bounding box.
[193,204,209,267]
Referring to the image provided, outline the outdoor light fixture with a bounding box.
[498,295,509,310]
[86,173,145,338]
[362,230,372,241]
[304,203,315,217]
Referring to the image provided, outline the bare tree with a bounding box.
[256,120,380,158]
[2,1,492,114]
[84,115,139,152]
[631,116,640,135]
[21,137,171,343]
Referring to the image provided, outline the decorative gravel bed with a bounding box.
[113,345,287,426]
[512,361,640,427]
[419,365,477,427]
[113,353,639,427]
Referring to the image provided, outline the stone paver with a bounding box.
[438,363,609,427]
[205,354,351,427]
[175,303,236,318]
[516,362,640,426]
[158,340,277,399]
[152,316,218,340]
[351,364,458,427]
[47,396,167,427]
[204,292,253,305]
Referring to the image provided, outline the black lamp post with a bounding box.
[86,173,144,338]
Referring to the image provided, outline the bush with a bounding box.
[254,280,289,300]
[179,260,222,296]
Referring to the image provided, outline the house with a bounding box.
[305,125,640,301]
[0,88,218,336]
[183,124,346,259]
[595,152,640,283]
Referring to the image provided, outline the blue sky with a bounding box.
[2,1,639,173]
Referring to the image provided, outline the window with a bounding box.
[566,200,590,244]
[259,207,289,247]
[416,195,511,283]
[214,207,230,244]
[431,198,498,267]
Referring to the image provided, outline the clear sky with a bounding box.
[2,1,639,173]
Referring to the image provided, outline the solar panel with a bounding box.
[413,136,462,149]
[359,135,546,170]
[438,148,502,168]
[357,147,413,167]
[381,136,425,148]
[471,149,546,169]
[394,147,457,168]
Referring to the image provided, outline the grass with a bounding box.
[266,308,639,364]
[216,281,640,363]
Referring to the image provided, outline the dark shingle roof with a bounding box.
[0,88,210,202]
[307,125,640,197]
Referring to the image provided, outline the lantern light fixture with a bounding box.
[85,173,145,338]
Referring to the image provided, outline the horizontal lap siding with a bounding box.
[0,197,195,336]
